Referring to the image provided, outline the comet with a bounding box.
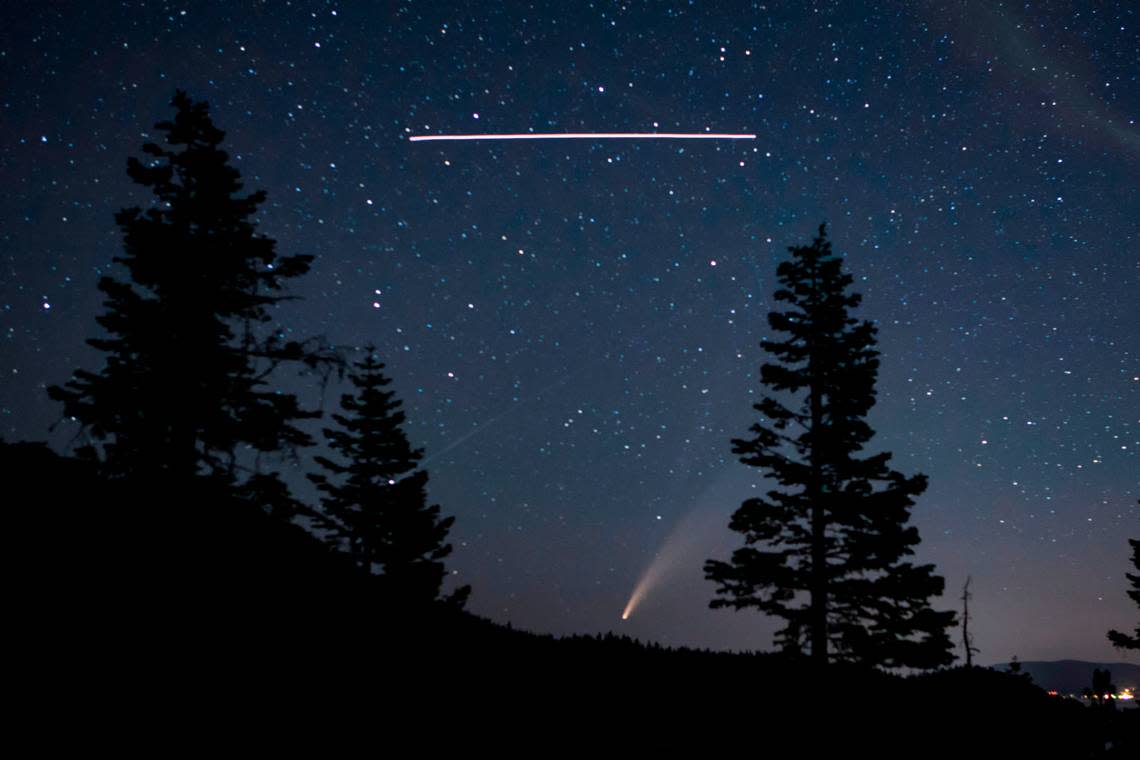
[621,561,665,621]
[620,538,683,622]
[619,497,730,621]
[619,464,754,622]
[409,132,755,142]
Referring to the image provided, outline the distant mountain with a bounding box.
[994,660,1140,695]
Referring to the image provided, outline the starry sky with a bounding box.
[2,1,1137,664]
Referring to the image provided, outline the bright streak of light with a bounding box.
[409,132,756,142]
[621,569,657,621]
[619,480,742,622]
[621,575,654,621]
[620,515,706,619]
[619,526,695,621]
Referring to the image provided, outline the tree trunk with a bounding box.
[810,387,827,667]
[808,273,827,667]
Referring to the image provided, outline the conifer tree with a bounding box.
[1107,502,1139,650]
[705,224,955,669]
[48,91,333,513]
[309,349,469,608]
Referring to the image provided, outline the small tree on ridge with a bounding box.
[310,349,469,608]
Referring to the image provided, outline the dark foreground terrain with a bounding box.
[9,440,1138,755]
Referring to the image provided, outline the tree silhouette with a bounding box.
[48,91,335,513]
[705,224,956,669]
[961,575,980,667]
[1083,668,1118,708]
[1107,501,1139,650]
[309,349,470,608]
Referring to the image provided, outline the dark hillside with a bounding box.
[6,440,1135,755]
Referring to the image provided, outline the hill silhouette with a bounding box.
[996,659,1140,695]
[8,439,1136,755]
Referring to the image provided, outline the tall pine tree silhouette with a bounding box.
[48,91,334,523]
[310,349,469,608]
[705,224,955,669]
[1107,501,1139,650]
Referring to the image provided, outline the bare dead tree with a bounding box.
[961,576,980,667]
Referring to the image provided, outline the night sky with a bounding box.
[2,1,1137,664]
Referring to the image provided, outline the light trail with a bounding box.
[418,357,596,468]
[419,318,681,467]
[409,132,755,142]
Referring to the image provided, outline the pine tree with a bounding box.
[48,91,333,514]
[1107,502,1139,650]
[309,349,469,608]
[705,224,955,669]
